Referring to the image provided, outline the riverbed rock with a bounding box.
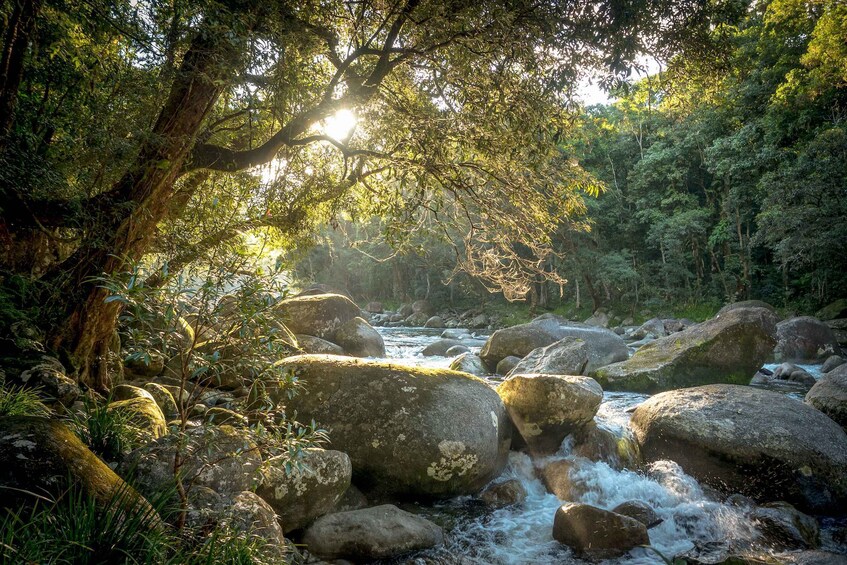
[497,374,603,455]
[751,501,819,550]
[805,365,847,428]
[538,459,579,500]
[445,344,470,356]
[332,317,385,358]
[120,424,261,499]
[424,316,444,328]
[816,299,847,322]
[18,357,80,406]
[507,337,589,377]
[570,421,642,470]
[772,362,817,386]
[592,307,778,393]
[612,500,661,528]
[631,384,847,513]
[496,356,521,375]
[449,352,486,376]
[295,334,345,355]
[0,416,156,518]
[630,318,668,340]
[718,300,778,315]
[822,355,845,373]
[422,338,464,356]
[256,448,351,532]
[302,504,443,561]
[107,396,167,441]
[275,355,511,497]
[365,301,384,314]
[481,319,628,372]
[480,478,527,508]
[775,317,840,363]
[124,351,165,379]
[552,503,649,559]
[143,383,180,419]
[275,293,362,339]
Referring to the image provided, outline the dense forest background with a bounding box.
[295,1,847,316]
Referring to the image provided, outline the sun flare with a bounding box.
[322,108,357,140]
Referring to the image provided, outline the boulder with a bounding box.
[365,301,384,314]
[496,374,603,455]
[295,334,345,355]
[404,311,430,326]
[718,300,777,315]
[143,383,180,419]
[630,317,667,340]
[422,339,464,356]
[592,307,778,392]
[775,317,840,363]
[275,293,362,339]
[496,356,521,376]
[302,504,443,561]
[445,345,470,356]
[751,501,819,549]
[816,299,847,321]
[822,355,845,373]
[397,304,414,318]
[584,310,611,328]
[441,329,471,340]
[412,300,433,315]
[112,384,157,402]
[611,500,661,528]
[18,357,80,406]
[226,492,289,559]
[0,416,155,519]
[256,448,351,532]
[769,362,817,387]
[538,459,579,500]
[124,352,165,378]
[805,365,847,428]
[631,384,847,513]
[107,397,167,441]
[552,503,649,560]
[569,421,641,470]
[506,337,589,377]
[449,352,486,376]
[275,355,511,497]
[481,319,627,372]
[120,425,261,499]
[424,316,444,328]
[479,479,527,507]
[332,317,385,358]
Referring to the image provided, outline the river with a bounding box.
[375,327,846,564]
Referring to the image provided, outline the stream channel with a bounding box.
[370,326,847,565]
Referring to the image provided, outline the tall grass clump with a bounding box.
[0,385,50,417]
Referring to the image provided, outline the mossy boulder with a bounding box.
[274,355,511,497]
[592,307,778,392]
[0,416,155,518]
[275,293,362,339]
[631,384,847,514]
[496,374,603,455]
[256,448,352,532]
[107,396,167,441]
[816,299,847,321]
[142,383,179,419]
[332,316,385,357]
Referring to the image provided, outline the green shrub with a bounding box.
[68,396,144,462]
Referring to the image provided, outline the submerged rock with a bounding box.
[592,307,777,392]
[552,503,649,560]
[480,478,527,507]
[496,374,602,455]
[275,355,511,497]
[256,448,351,532]
[775,317,840,363]
[631,384,847,513]
[302,504,443,561]
[275,293,362,339]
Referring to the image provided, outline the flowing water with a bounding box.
[375,327,847,564]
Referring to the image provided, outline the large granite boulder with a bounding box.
[481,319,627,372]
[332,316,385,357]
[496,374,603,455]
[816,299,847,321]
[507,337,588,377]
[256,448,351,532]
[806,364,847,428]
[0,417,156,519]
[295,334,344,355]
[302,504,443,561]
[552,503,649,560]
[718,300,777,315]
[449,352,487,376]
[631,384,847,513]
[592,307,778,392]
[275,293,362,339]
[274,355,511,497]
[775,316,840,363]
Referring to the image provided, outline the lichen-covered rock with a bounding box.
[295,334,345,355]
[552,503,649,559]
[806,365,847,428]
[449,352,486,376]
[480,478,527,508]
[775,316,840,363]
[302,504,443,561]
[496,374,603,455]
[274,355,511,497]
[507,337,589,377]
[481,320,628,373]
[143,383,180,419]
[124,352,165,378]
[332,316,385,358]
[107,396,167,440]
[0,416,155,519]
[592,307,778,392]
[19,357,80,406]
[631,384,847,513]
[275,293,362,339]
[119,425,261,499]
[256,448,352,532]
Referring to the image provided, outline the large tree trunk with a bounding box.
[0,0,41,147]
[47,22,238,391]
